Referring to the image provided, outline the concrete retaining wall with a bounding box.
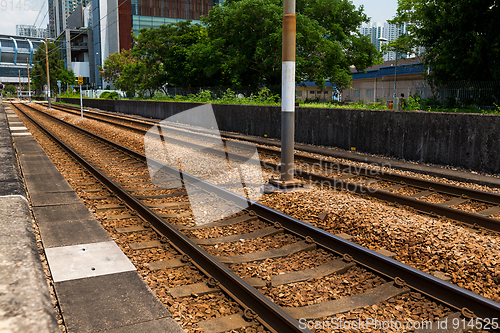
[59,98,500,174]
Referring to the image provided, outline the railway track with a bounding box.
[11,102,500,332]
[41,102,500,233]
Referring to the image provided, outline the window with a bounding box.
[354,90,360,97]
[310,91,315,94]
[366,89,373,99]
[296,91,302,97]
[317,91,321,94]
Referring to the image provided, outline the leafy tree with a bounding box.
[4,84,16,95]
[133,21,208,88]
[59,68,77,87]
[103,0,379,92]
[392,0,500,85]
[100,50,139,97]
[31,42,63,91]
[203,0,379,89]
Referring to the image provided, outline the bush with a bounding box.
[100,91,119,100]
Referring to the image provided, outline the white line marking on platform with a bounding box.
[11,132,32,136]
[8,122,23,125]
[0,194,29,202]
[10,126,28,131]
[7,115,18,117]
[45,241,136,283]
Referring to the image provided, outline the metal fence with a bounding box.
[437,81,500,108]
[346,81,500,109]
[161,86,260,98]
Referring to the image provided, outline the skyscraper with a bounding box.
[48,0,90,37]
[359,21,409,61]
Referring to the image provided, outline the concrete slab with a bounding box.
[103,317,185,333]
[0,150,24,196]
[33,203,95,224]
[0,195,59,333]
[45,241,136,282]
[17,154,61,175]
[0,110,24,196]
[30,190,82,207]
[24,172,74,193]
[11,132,32,136]
[16,150,52,161]
[9,126,28,131]
[38,219,111,248]
[12,137,44,155]
[54,271,170,332]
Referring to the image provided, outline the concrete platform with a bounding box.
[4,103,184,332]
[0,103,59,332]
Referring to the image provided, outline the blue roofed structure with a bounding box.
[295,80,341,101]
[352,63,425,80]
[342,57,432,103]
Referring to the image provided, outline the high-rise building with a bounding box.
[48,0,90,37]
[16,25,48,38]
[55,0,216,88]
[359,22,411,61]
[92,0,218,88]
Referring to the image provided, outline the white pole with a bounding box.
[281,0,296,183]
[80,84,83,120]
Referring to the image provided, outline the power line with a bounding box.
[33,0,47,27]
[31,0,129,66]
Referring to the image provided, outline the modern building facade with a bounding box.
[48,0,90,37]
[359,21,412,61]
[91,0,218,88]
[0,34,45,85]
[57,4,94,86]
[16,25,48,39]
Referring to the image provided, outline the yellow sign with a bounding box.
[77,77,83,85]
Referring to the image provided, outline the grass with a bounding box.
[57,89,500,114]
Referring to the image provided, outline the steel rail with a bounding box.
[17,103,500,320]
[48,103,500,204]
[34,103,500,232]
[12,103,310,333]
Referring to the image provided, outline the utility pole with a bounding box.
[18,70,21,99]
[27,58,31,102]
[394,44,398,99]
[273,0,300,188]
[45,36,51,108]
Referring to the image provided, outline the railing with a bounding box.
[347,81,500,109]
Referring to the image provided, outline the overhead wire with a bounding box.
[30,0,129,67]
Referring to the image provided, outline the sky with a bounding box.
[350,0,399,24]
[0,0,48,36]
[0,0,399,37]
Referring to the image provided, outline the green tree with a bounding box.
[4,84,16,95]
[133,21,210,88]
[31,42,64,91]
[59,68,77,87]
[103,0,378,92]
[100,50,140,97]
[202,0,379,89]
[392,0,500,85]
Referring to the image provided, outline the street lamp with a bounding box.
[379,37,398,100]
